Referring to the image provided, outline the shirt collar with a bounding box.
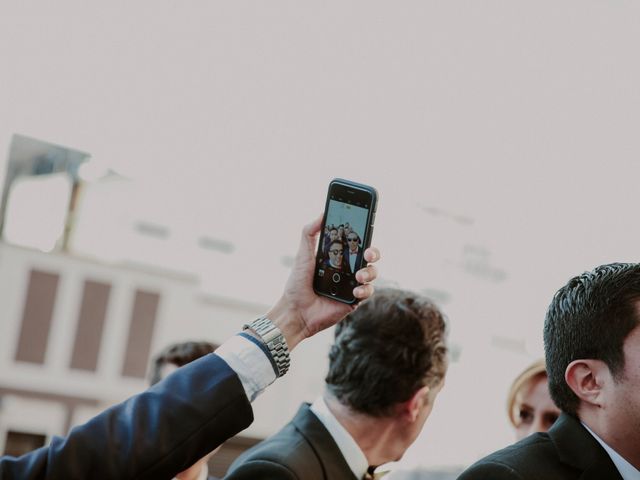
[310,397,369,479]
[581,422,640,480]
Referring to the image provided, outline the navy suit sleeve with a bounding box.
[225,460,299,480]
[0,353,253,480]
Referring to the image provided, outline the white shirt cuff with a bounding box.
[215,335,277,402]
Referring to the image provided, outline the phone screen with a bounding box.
[314,180,376,303]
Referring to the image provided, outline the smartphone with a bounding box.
[313,178,378,304]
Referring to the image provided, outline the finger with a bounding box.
[302,215,323,240]
[353,283,374,300]
[356,264,378,283]
[297,215,323,256]
[363,246,381,263]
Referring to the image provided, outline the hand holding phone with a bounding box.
[313,178,377,304]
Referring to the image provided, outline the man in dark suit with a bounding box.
[0,217,381,480]
[459,263,640,479]
[344,232,364,274]
[227,288,449,480]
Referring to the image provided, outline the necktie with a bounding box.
[362,467,389,479]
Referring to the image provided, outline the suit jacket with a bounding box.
[458,413,623,480]
[345,247,364,274]
[226,403,357,480]
[0,354,253,480]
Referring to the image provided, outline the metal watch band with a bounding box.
[243,315,290,377]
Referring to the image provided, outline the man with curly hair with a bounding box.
[227,288,448,480]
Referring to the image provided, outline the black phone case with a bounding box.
[313,178,378,304]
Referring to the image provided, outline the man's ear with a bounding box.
[404,385,431,422]
[565,359,608,407]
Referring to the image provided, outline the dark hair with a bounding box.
[325,288,447,417]
[149,341,217,385]
[544,263,640,415]
[328,240,343,250]
[347,232,360,244]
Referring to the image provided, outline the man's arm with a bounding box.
[0,217,380,480]
[0,354,251,480]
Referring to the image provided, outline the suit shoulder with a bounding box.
[457,460,521,480]
[228,424,322,479]
[459,434,569,480]
[225,459,298,480]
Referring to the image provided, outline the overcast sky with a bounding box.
[2,1,640,469]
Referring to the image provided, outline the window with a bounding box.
[3,430,47,457]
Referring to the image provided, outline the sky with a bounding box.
[2,0,640,469]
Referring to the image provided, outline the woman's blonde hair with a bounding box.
[506,359,547,427]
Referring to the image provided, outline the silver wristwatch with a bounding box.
[243,315,291,377]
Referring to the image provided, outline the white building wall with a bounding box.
[0,397,66,452]
[0,241,328,445]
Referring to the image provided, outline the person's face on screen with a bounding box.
[347,234,359,253]
[515,374,560,440]
[329,229,338,242]
[328,242,344,269]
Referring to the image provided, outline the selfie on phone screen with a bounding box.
[314,179,377,304]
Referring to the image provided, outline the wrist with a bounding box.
[266,297,307,351]
[243,316,290,377]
